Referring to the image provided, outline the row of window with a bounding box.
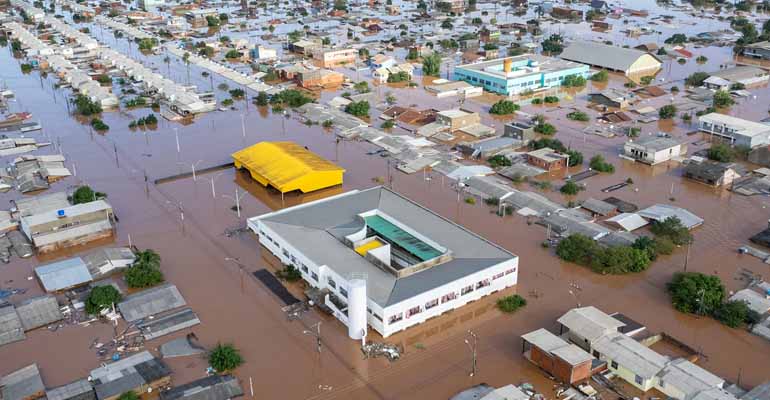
[386,268,516,326]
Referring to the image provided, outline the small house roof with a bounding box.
[118,284,187,322]
[46,379,96,400]
[0,305,24,346]
[35,257,93,292]
[557,306,625,342]
[15,295,62,331]
[1,364,45,400]
[605,212,649,231]
[159,375,243,400]
[581,198,617,216]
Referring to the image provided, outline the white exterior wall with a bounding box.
[253,219,518,338]
[380,258,518,337]
[623,143,682,165]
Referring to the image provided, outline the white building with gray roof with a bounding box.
[623,135,684,165]
[248,187,519,338]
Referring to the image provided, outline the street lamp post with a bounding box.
[303,322,322,353]
[210,172,224,199]
[191,160,203,181]
[174,127,180,153]
[222,187,247,218]
[240,113,246,138]
[224,257,246,292]
[465,330,478,377]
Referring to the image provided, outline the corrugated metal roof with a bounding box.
[232,141,344,193]
[15,295,62,331]
[35,257,93,292]
[118,284,186,322]
[560,41,661,73]
[46,379,96,400]
[0,305,25,346]
[0,364,45,400]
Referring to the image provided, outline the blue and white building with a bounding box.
[453,54,590,96]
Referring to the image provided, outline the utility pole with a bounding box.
[465,330,478,377]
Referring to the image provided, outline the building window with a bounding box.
[311,272,318,281]
[610,360,618,370]
[301,264,308,273]
[476,279,490,289]
[282,249,290,258]
[406,306,422,318]
[634,375,644,385]
[373,313,382,321]
[493,272,505,280]
[425,299,439,309]
[327,278,336,289]
[659,380,665,388]
[593,350,600,358]
[388,313,403,324]
[339,287,348,298]
[505,268,516,275]
[461,285,474,295]
[441,292,457,303]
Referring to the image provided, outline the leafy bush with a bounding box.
[74,94,102,115]
[544,96,559,104]
[590,70,608,82]
[381,120,395,129]
[90,118,109,131]
[667,272,725,315]
[387,71,411,83]
[534,123,556,135]
[125,250,165,289]
[530,138,566,152]
[556,234,599,265]
[354,81,370,94]
[566,149,583,167]
[567,111,589,121]
[497,295,527,313]
[640,76,654,85]
[117,392,139,400]
[273,89,313,108]
[562,74,586,87]
[712,90,734,108]
[229,88,245,99]
[225,49,242,59]
[254,92,269,106]
[345,101,370,117]
[222,98,234,106]
[209,343,244,372]
[707,143,735,162]
[714,300,752,328]
[589,155,615,173]
[488,154,511,168]
[665,33,687,44]
[322,120,334,128]
[650,216,692,245]
[124,97,147,108]
[685,72,709,87]
[490,100,520,115]
[541,34,564,54]
[72,185,106,204]
[658,104,677,119]
[85,285,121,315]
[531,98,543,105]
[696,55,708,64]
[276,265,302,282]
[560,181,582,195]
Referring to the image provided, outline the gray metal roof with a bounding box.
[557,306,625,343]
[137,308,200,340]
[160,375,243,400]
[560,41,661,72]
[21,200,112,227]
[46,379,96,400]
[252,187,516,307]
[581,198,617,216]
[605,213,648,232]
[657,358,724,398]
[15,295,63,331]
[638,204,704,230]
[118,284,187,322]
[594,332,669,379]
[91,351,170,400]
[741,381,770,400]
[0,364,45,400]
[12,191,70,217]
[35,257,93,292]
[0,304,25,346]
[628,135,681,152]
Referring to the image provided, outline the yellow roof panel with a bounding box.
[232,141,345,192]
[355,239,383,256]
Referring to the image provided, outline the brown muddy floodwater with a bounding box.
[2,5,770,399]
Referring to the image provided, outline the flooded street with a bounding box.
[2,0,770,398]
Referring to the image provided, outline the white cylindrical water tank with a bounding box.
[347,279,367,340]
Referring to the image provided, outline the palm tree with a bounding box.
[182,52,191,84]
[163,55,170,75]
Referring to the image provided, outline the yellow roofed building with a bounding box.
[232,141,345,193]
